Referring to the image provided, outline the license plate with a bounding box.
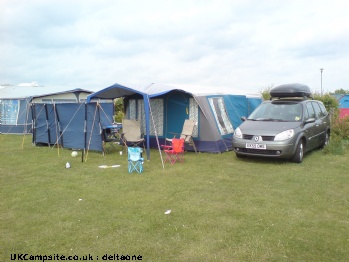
[246,143,266,149]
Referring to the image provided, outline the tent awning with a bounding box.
[87,82,262,160]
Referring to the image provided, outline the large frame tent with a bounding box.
[0,85,94,134]
[87,83,262,160]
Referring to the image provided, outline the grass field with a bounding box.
[1,134,349,261]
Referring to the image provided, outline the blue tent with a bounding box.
[338,94,349,109]
[337,94,349,119]
[0,85,94,134]
[31,102,114,152]
[87,83,262,159]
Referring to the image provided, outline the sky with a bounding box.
[1,0,349,94]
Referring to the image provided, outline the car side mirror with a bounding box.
[241,116,247,121]
[305,118,315,124]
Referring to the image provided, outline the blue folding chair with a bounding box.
[128,147,144,173]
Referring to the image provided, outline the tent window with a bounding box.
[208,97,234,135]
[0,99,19,125]
[149,99,164,136]
[129,99,137,120]
[189,98,199,137]
[128,98,164,136]
[137,99,145,133]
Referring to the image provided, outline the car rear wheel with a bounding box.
[291,140,304,163]
[320,131,330,148]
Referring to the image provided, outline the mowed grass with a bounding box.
[1,134,349,261]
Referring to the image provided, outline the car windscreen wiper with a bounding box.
[248,118,286,122]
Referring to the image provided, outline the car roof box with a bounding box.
[270,83,312,98]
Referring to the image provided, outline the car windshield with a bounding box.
[248,102,302,122]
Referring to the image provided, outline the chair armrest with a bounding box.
[161,145,173,149]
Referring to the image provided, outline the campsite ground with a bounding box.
[1,134,349,261]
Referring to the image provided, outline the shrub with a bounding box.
[260,85,274,100]
[323,132,344,155]
[323,115,349,155]
[114,110,124,123]
[114,98,124,123]
[312,92,349,155]
[313,93,339,117]
[332,115,349,140]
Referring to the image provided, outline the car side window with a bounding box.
[305,102,315,120]
[318,102,328,117]
[312,102,324,118]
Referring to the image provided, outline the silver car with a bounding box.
[232,84,331,163]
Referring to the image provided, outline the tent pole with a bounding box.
[53,103,61,156]
[147,95,165,169]
[83,103,87,162]
[143,94,151,160]
[44,104,51,147]
[31,103,36,145]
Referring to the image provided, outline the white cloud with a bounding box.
[1,0,349,93]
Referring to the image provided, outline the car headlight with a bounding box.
[234,127,243,139]
[274,129,294,141]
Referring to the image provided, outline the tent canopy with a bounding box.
[87,83,260,101]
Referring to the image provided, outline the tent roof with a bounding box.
[337,94,349,100]
[0,85,93,99]
[88,82,262,101]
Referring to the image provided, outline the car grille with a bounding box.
[243,134,275,141]
[236,148,281,155]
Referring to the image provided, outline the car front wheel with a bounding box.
[291,140,304,163]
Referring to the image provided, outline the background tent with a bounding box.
[0,84,94,134]
[338,94,349,119]
[87,83,262,159]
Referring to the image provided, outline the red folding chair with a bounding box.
[161,138,185,164]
